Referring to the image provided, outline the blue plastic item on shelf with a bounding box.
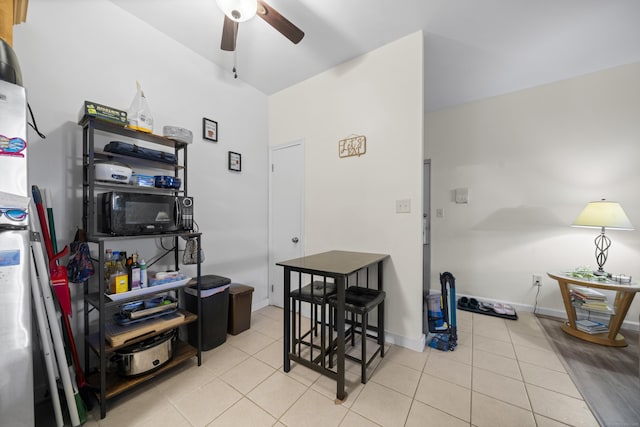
[104,140,177,165]
[149,272,187,287]
[154,175,181,189]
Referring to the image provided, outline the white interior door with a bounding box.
[269,141,304,307]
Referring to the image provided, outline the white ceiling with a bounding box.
[109,0,640,112]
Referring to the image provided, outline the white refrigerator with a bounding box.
[0,43,33,426]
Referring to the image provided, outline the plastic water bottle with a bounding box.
[139,258,147,288]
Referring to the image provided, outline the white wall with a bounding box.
[269,32,425,349]
[15,0,269,295]
[426,62,640,325]
[14,0,270,355]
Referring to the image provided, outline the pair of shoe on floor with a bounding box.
[459,297,516,316]
[480,301,516,316]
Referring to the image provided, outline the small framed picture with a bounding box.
[202,117,218,142]
[228,151,241,172]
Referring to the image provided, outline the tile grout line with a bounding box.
[507,319,539,426]
[211,309,572,426]
[400,344,432,427]
[509,314,598,426]
[526,315,599,426]
[469,314,475,426]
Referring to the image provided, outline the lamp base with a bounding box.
[593,230,611,278]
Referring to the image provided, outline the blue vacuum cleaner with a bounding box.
[428,272,458,351]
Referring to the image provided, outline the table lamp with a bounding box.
[572,199,634,275]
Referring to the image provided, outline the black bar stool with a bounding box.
[328,286,385,383]
[290,278,336,367]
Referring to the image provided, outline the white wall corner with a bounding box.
[384,330,426,353]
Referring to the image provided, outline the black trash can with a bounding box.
[184,275,231,351]
[228,284,254,335]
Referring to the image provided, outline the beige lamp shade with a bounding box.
[572,200,634,230]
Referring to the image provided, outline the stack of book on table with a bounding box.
[570,286,614,314]
[575,319,609,334]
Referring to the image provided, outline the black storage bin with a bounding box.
[228,284,254,335]
[184,275,231,351]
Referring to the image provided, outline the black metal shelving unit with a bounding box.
[80,118,202,419]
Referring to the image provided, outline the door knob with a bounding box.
[291,237,299,243]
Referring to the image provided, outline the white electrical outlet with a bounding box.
[532,274,542,287]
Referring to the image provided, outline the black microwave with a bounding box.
[98,192,193,235]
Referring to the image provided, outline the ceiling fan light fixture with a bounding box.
[216,0,257,22]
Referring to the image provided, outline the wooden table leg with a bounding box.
[557,279,576,327]
[607,290,635,342]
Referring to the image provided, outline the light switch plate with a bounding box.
[455,188,469,204]
[396,199,411,213]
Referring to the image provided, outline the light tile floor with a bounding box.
[82,307,599,427]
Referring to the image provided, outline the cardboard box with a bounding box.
[79,101,127,125]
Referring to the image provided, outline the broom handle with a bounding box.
[32,185,54,261]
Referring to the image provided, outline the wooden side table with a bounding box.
[547,272,640,347]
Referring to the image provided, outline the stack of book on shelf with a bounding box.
[575,319,609,334]
[570,286,614,314]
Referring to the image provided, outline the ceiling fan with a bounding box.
[216,0,305,51]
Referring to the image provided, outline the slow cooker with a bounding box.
[115,329,174,376]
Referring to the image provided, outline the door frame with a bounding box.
[268,140,305,307]
[423,159,431,334]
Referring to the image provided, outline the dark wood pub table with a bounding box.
[276,250,389,402]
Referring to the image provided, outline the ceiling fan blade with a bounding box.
[257,0,304,44]
[221,15,238,51]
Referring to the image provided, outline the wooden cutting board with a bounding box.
[105,311,185,347]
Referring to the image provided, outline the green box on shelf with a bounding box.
[79,101,127,125]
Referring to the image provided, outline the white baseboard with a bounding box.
[388,294,640,353]
[384,330,426,352]
[456,293,640,330]
[252,297,269,312]
[258,294,639,355]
